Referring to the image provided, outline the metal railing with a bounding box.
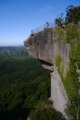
[31,22,55,34]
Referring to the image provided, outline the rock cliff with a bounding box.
[24,24,80,115]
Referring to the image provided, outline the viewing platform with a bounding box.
[31,22,55,34]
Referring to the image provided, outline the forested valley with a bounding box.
[0,46,66,120]
[0,46,50,120]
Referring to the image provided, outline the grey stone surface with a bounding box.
[50,66,68,115]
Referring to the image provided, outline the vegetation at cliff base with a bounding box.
[0,46,65,120]
[29,107,65,120]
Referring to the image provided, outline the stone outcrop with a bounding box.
[24,28,70,115]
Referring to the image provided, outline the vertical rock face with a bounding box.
[24,28,70,115]
[50,68,68,114]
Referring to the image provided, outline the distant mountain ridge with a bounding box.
[0,46,28,60]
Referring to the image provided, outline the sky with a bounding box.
[0,0,80,46]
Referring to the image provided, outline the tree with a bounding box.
[54,13,64,27]
[65,5,80,24]
[29,107,65,120]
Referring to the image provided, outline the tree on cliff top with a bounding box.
[65,5,80,24]
[54,13,64,27]
[54,5,80,27]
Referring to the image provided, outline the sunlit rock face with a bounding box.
[24,28,70,115]
[24,29,54,64]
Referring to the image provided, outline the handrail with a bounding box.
[31,22,55,34]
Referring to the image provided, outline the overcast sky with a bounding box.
[0,0,80,46]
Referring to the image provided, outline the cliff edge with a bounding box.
[24,24,80,115]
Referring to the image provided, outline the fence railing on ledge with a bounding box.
[31,22,55,34]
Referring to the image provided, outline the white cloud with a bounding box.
[40,6,52,11]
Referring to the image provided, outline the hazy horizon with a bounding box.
[0,44,24,47]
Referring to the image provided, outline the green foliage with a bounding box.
[65,5,80,24]
[30,33,35,36]
[54,13,64,27]
[0,47,51,120]
[65,92,80,120]
[55,23,80,119]
[55,56,74,98]
[53,26,65,47]
[54,5,80,26]
[35,99,53,109]
[0,46,28,60]
[29,107,65,120]
[65,24,78,43]
[64,23,80,120]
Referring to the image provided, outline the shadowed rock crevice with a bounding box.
[39,59,54,72]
